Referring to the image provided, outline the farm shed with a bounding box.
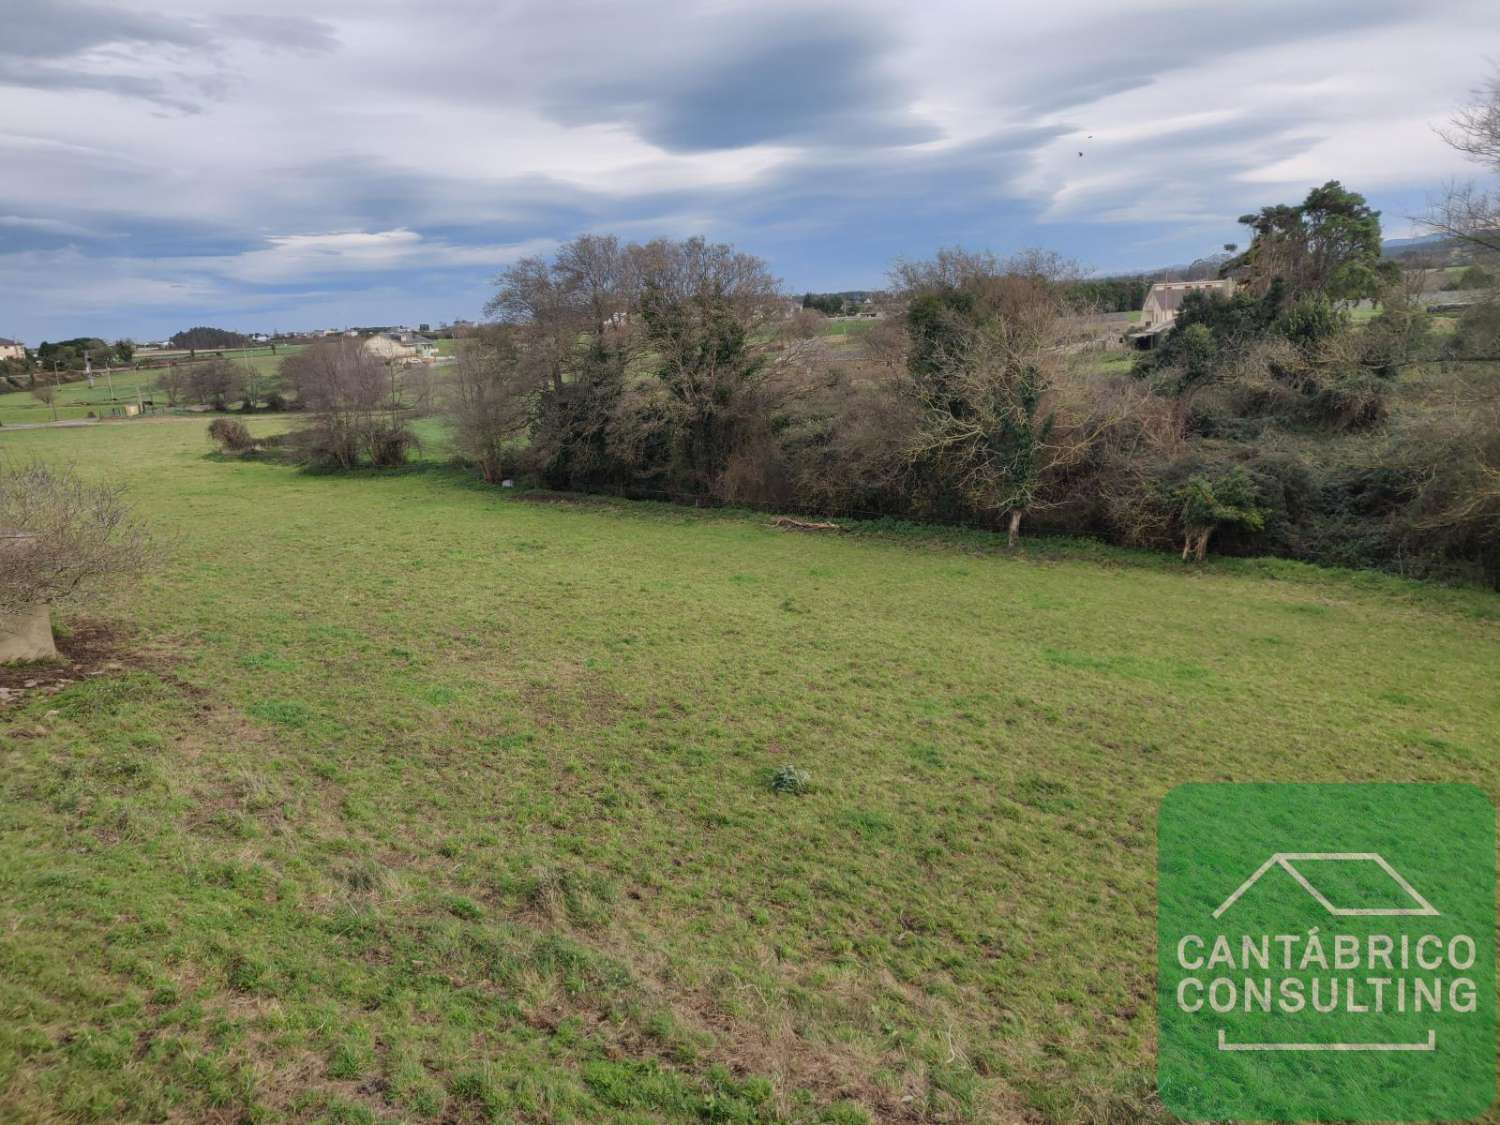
[1127,278,1235,348]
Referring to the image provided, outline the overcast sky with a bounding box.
[2,0,1497,341]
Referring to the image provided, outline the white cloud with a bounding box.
[206,229,549,283]
[3,0,1499,336]
[0,230,554,301]
[0,214,104,237]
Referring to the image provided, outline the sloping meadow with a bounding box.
[1,420,1497,1122]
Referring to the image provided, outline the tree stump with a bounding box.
[0,530,58,662]
[0,602,57,662]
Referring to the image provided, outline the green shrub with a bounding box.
[1446,264,1495,291]
[207,417,254,453]
[1175,468,1266,560]
[1276,295,1348,349]
[368,425,417,468]
[1449,299,1500,359]
[1362,304,1433,375]
[769,764,811,795]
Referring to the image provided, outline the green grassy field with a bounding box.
[1082,349,1136,377]
[0,367,164,424]
[0,349,301,425]
[817,319,877,338]
[1,420,1498,1122]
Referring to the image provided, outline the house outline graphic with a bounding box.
[1212,852,1439,920]
[1210,852,1442,1051]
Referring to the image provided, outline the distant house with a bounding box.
[363,333,439,363]
[1129,279,1235,348]
[0,337,24,362]
[1140,279,1234,331]
[363,333,417,361]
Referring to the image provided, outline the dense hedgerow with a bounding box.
[275,184,1498,589]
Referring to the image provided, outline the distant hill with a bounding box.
[169,326,250,350]
[1379,232,1484,264]
[1381,233,1447,252]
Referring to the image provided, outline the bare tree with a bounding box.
[0,460,156,622]
[1426,183,1500,258]
[188,358,247,410]
[554,234,638,339]
[207,417,254,453]
[1429,69,1500,256]
[30,380,58,422]
[444,330,532,483]
[484,250,612,396]
[482,236,647,489]
[1442,68,1500,167]
[633,236,783,334]
[281,339,414,468]
[155,364,190,407]
[781,307,825,341]
[630,237,783,493]
[892,249,1116,545]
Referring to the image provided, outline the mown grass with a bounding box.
[0,349,300,425]
[817,319,877,338]
[1,419,1498,1122]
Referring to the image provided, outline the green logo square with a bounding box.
[1158,784,1495,1120]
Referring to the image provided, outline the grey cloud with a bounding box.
[214,14,340,54]
[740,126,1067,210]
[0,59,206,112]
[541,11,937,152]
[2,0,1493,339]
[2,1,336,109]
[979,0,1419,116]
[3,0,210,60]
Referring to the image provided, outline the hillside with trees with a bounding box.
[268,186,1495,587]
[234,79,1500,592]
[800,291,876,315]
[169,326,251,351]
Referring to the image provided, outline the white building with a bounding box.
[363,333,439,363]
[1139,279,1235,333]
[363,333,417,361]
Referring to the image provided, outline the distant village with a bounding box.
[139,321,476,355]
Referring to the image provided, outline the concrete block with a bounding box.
[0,603,58,663]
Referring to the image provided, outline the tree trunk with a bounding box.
[1007,509,1023,548]
[1183,526,1213,561]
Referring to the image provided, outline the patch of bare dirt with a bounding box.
[0,618,204,712]
[0,619,128,705]
[522,663,627,729]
